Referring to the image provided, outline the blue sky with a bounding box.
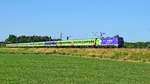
[0,0,150,42]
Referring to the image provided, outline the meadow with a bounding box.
[0,53,150,84]
[1,48,150,62]
[0,48,150,84]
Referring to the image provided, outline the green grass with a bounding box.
[0,53,150,84]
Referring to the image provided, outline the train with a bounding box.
[6,35,124,48]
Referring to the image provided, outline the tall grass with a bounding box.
[0,48,150,62]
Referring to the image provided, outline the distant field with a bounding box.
[0,53,150,84]
[0,48,150,62]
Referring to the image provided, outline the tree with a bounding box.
[5,34,17,43]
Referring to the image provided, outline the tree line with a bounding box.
[5,34,52,43]
[124,42,150,48]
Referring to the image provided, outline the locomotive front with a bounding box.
[101,36,124,48]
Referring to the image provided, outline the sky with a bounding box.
[0,0,150,42]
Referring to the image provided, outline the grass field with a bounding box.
[0,53,150,84]
[1,48,150,62]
